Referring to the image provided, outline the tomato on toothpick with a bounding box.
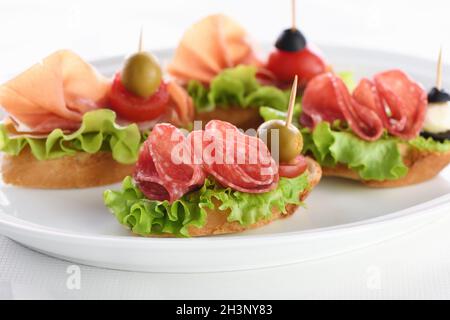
[109,74,169,122]
[266,0,327,86]
[109,28,170,122]
[279,155,308,178]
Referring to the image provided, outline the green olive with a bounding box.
[121,52,162,98]
[257,120,303,163]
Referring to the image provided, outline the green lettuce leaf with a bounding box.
[208,65,260,108]
[259,105,302,127]
[0,109,142,164]
[104,173,309,237]
[408,136,450,153]
[244,86,289,111]
[302,122,408,181]
[187,80,211,112]
[188,65,292,113]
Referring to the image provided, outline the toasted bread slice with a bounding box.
[146,157,322,237]
[323,148,450,188]
[195,106,263,130]
[1,148,134,189]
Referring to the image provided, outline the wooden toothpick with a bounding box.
[291,0,297,31]
[138,26,144,52]
[436,46,443,90]
[285,75,298,127]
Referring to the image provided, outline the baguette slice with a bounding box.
[323,148,450,188]
[195,106,263,130]
[1,148,134,189]
[147,157,322,237]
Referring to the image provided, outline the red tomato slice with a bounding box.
[266,47,327,86]
[279,155,308,178]
[108,73,170,122]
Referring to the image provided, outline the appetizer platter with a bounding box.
[0,2,449,271]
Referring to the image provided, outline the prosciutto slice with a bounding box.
[168,14,260,84]
[0,50,110,133]
[301,70,427,141]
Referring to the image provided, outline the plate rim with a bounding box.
[0,188,449,247]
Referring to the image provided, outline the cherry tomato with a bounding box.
[108,73,170,122]
[266,47,327,85]
[278,155,308,178]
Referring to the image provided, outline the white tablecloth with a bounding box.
[1,0,450,299]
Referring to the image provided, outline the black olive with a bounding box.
[275,28,307,52]
[421,130,450,142]
[428,87,450,103]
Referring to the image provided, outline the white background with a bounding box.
[1,0,450,299]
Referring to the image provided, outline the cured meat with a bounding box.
[301,73,384,141]
[198,120,279,193]
[373,70,427,140]
[165,81,195,127]
[301,70,427,141]
[134,124,206,202]
[168,14,260,84]
[0,50,110,133]
[135,120,280,202]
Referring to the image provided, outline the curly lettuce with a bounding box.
[260,107,408,181]
[303,123,408,181]
[0,109,142,164]
[188,65,291,113]
[104,173,310,237]
[408,136,450,153]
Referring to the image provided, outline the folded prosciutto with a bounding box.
[0,50,111,133]
[301,70,427,141]
[168,14,260,84]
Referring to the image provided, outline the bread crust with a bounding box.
[144,157,322,237]
[1,148,134,189]
[322,148,450,188]
[195,106,263,130]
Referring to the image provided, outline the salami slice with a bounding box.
[134,124,205,202]
[200,120,279,193]
[373,70,427,139]
[301,70,427,141]
[301,73,384,141]
[135,120,280,202]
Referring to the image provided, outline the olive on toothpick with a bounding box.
[121,27,162,98]
[257,75,303,163]
[421,47,450,142]
[427,47,450,103]
[274,0,306,52]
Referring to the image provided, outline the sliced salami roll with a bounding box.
[200,120,279,193]
[134,123,205,202]
[301,70,427,141]
[373,70,427,140]
[301,73,384,141]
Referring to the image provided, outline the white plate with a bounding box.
[0,45,450,273]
